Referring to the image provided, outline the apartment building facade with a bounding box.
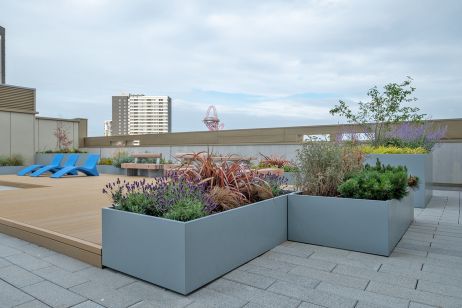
[111,94,171,135]
[1,26,5,84]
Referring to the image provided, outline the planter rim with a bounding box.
[365,153,430,156]
[291,192,411,203]
[104,192,291,225]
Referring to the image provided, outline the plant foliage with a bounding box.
[295,139,364,196]
[360,145,427,154]
[103,152,290,221]
[330,77,425,145]
[338,159,409,200]
[0,154,24,166]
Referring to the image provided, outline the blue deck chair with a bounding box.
[17,154,64,176]
[51,154,100,178]
[30,154,80,177]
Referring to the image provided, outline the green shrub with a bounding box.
[295,139,364,196]
[338,159,409,200]
[111,151,134,167]
[98,157,113,165]
[283,165,299,172]
[163,198,207,222]
[41,148,86,153]
[0,154,24,166]
[117,192,154,214]
[360,145,427,154]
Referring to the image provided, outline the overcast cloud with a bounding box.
[1,0,461,135]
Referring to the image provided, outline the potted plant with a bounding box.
[288,139,415,256]
[330,77,445,208]
[102,153,291,294]
[0,154,24,174]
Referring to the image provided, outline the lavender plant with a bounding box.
[383,122,447,151]
[102,177,217,221]
[258,173,288,197]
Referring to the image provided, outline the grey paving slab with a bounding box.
[75,267,135,289]
[15,300,51,308]
[224,269,277,289]
[0,191,461,307]
[0,257,11,268]
[417,279,462,299]
[17,243,57,259]
[0,264,44,288]
[21,280,86,308]
[0,235,31,249]
[32,265,91,288]
[0,279,34,307]
[186,288,248,308]
[71,301,105,308]
[42,254,90,272]
[263,251,337,272]
[243,264,320,289]
[309,250,382,271]
[316,282,410,308]
[287,264,369,290]
[69,281,141,308]
[207,278,301,307]
[267,281,357,308]
[118,281,192,307]
[366,281,462,308]
[333,264,417,289]
[0,244,22,258]
[297,303,324,308]
[4,253,51,271]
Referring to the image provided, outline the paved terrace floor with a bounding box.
[0,190,461,308]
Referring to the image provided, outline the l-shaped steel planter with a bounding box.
[102,194,288,295]
[287,193,413,256]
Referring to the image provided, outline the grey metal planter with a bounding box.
[0,166,24,175]
[284,172,297,185]
[288,193,413,256]
[102,194,288,295]
[365,153,432,208]
[35,153,91,166]
[97,165,125,175]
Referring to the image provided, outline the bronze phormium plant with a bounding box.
[172,152,274,204]
[295,139,364,196]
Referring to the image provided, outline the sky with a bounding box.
[1,0,461,136]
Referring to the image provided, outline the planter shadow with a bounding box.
[102,194,288,295]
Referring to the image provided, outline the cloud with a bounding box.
[1,0,462,135]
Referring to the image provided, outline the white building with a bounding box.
[111,94,171,135]
[104,120,112,136]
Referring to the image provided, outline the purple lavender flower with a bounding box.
[384,122,447,151]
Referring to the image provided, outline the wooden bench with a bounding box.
[121,153,165,177]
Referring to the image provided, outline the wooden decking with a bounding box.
[0,174,143,267]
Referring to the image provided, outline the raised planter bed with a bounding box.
[284,172,297,185]
[364,153,432,208]
[0,166,25,175]
[102,194,288,295]
[35,153,91,166]
[288,193,413,256]
[97,165,125,175]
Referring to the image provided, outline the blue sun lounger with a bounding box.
[30,154,80,177]
[51,154,100,178]
[17,154,64,176]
